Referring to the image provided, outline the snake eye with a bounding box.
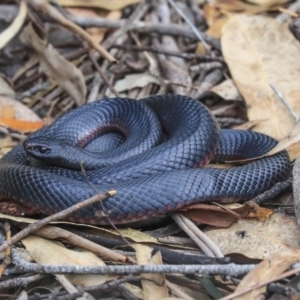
[39,146,50,154]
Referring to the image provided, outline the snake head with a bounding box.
[23,137,66,166]
[23,137,83,170]
[24,138,52,156]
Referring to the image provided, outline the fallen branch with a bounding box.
[10,248,255,276]
[252,177,292,204]
[112,44,225,62]
[0,190,116,253]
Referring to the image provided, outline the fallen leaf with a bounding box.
[233,250,300,300]
[268,122,300,161]
[0,135,18,158]
[0,75,15,97]
[28,0,115,62]
[22,235,113,287]
[0,213,44,224]
[178,202,273,228]
[58,0,140,10]
[205,213,300,259]
[132,244,168,300]
[118,228,159,243]
[0,118,44,133]
[212,0,280,14]
[179,203,240,228]
[248,0,289,7]
[210,79,243,101]
[203,3,225,28]
[159,298,180,300]
[222,15,300,140]
[195,42,206,55]
[0,0,27,50]
[206,16,230,39]
[233,119,266,130]
[67,8,121,44]
[0,96,43,133]
[0,136,17,149]
[20,22,86,106]
[113,72,160,94]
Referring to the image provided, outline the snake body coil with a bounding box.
[0,95,291,224]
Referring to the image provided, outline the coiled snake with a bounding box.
[0,95,291,224]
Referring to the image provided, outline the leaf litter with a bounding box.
[0,0,300,299]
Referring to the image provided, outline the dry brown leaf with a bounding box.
[206,213,300,259]
[203,3,225,27]
[233,119,266,130]
[0,96,41,122]
[113,72,160,95]
[0,118,43,133]
[0,136,16,149]
[211,0,279,14]
[178,202,273,228]
[22,235,113,287]
[195,42,206,55]
[0,0,27,50]
[0,136,18,158]
[117,228,158,244]
[222,15,300,140]
[233,250,300,300]
[268,122,300,161]
[121,283,144,299]
[178,203,240,228]
[248,0,289,7]
[20,22,86,106]
[0,95,43,134]
[210,79,242,101]
[67,8,121,44]
[132,244,168,300]
[206,16,230,39]
[0,213,45,224]
[161,298,186,300]
[28,0,115,62]
[58,0,140,10]
[0,76,15,97]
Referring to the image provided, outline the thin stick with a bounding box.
[270,83,300,122]
[88,50,120,97]
[171,213,223,258]
[102,0,150,50]
[112,44,225,62]
[252,177,292,204]
[11,249,256,275]
[0,274,46,289]
[34,226,135,263]
[168,0,210,51]
[0,190,116,253]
